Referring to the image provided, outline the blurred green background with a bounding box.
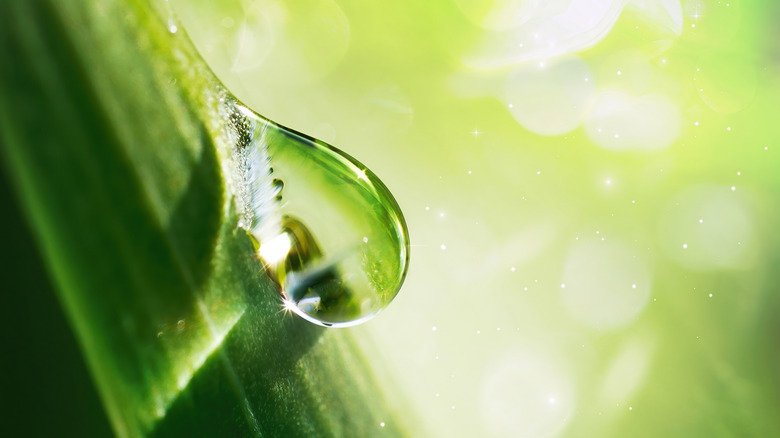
[170,0,780,436]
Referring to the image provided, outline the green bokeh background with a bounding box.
[172,0,780,436]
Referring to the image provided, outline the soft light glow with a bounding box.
[481,351,575,438]
[461,0,630,68]
[562,239,652,329]
[659,185,758,270]
[585,90,681,151]
[600,338,654,406]
[504,55,595,136]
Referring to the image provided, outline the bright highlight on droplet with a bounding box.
[227,98,410,328]
[257,232,292,265]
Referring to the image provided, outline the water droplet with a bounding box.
[226,97,409,327]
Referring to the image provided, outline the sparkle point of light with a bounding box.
[683,243,688,249]
[282,298,297,313]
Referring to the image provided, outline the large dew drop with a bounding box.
[224,96,410,327]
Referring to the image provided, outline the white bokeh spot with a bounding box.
[561,239,652,329]
[584,90,681,151]
[481,351,575,438]
[505,56,596,136]
[658,185,758,271]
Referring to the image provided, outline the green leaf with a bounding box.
[0,0,407,436]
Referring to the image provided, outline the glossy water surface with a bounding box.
[226,100,410,327]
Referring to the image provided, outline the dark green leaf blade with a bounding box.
[0,0,410,436]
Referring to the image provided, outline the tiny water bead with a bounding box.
[224,97,410,327]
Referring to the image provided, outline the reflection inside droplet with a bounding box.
[224,96,410,327]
